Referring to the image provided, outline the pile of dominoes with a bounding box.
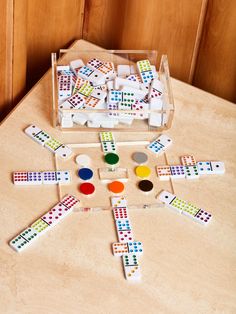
[57,58,165,128]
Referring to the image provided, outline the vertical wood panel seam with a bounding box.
[188,0,208,84]
[81,0,89,39]
[6,0,14,108]
[78,0,86,38]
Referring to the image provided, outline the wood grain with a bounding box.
[193,0,236,103]
[83,0,205,82]
[0,40,236,314]
[26,0,85,88]
[0,0,13,117]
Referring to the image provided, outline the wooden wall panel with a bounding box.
[83,0,207,83]
[0,0,13,118]
[26,0,85,88]
[0,0,27,120]
[193,0,236,103]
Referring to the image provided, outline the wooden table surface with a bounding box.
[0,40,236,314]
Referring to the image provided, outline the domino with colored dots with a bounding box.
[185,165,199,179]
[147,134,172,155]
[115,219,132,232]
[197,161,225,175]
[100,132,115,142]
[25,125,73,159]
[113,207,129,220]
[9,194,80,252]
[122,253,141,281]
[156,166,171,180]
[111,196,128,208]
[158,190,212,225]
[59,93,86,111]
[137,59,154,84]
[148,79,164,105]
[78,83,94,97]
[73,77,87,94]
[70,59,85,76]
[58,75,73,100]
[112,241,143,257]
[10,227,39,252]
[13,171,42,185]
[181,155,196,166]
[13,171,71,185]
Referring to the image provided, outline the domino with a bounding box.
[181,155,196,166]
[137,59,154,84]
[25,125,51,146]
[59,93,85,110]
[73,77,87,94]
[87,58,103,70]
[158,190,182,213]
[112,241,143,257]
[58,75,73,100]
[25,125,73,159]
[117,65,131,77]
[70,59,85,75]
[113,207,129,220]
[41,203,72,227]
[78,65,94,80]
[158,190,212,225]
[9,194,80,252]
[31,218,50,235]
[56,171,71,184]
[197,161,225,175]
[127,74,142,83]
[78,83,94,97]
[108,90,123,103]
[13,172,42,185]
[185,165,199,179]
[111,196,128,208]
[115,219,132,231]
[117,229,134,243]
[147,134,172,155]
[44,138,62,152]
[128,242,143,255]
[60,194,79,209]
[101,141,116,154]
[148,79,164,105]
[112,242,128,256]
[156,166,171,180]
[122,253,141,280]
[100,132,115,142]
[115,77,140,90]
[132,100,149,119]
[10,227,39,252]
[13,171,28,185]
[170,165,186,179]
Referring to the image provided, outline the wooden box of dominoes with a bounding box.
[51,49,174,132]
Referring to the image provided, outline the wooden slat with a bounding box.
[0,0,13,118]
[26,0,85,89]
[193,0,236,103]
[83,0,205,83]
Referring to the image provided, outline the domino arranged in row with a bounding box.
[9,195,79,252]
[158,190,212,225]
[157,154,225,180]
[13,171,71,185]
[111,196,143,281]
[99,131,117,154]
[25,124,73,159]
[57,57,167,128]
[147,134,172,155]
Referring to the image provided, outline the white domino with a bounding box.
[147,134,172,155]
